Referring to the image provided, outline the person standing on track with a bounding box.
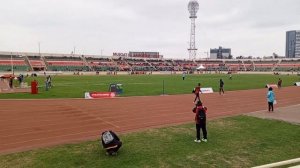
[267,87,276,112]
[193,83,202,103]
[219,79,225,95]
[192,100,208,143]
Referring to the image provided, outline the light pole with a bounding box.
[38,42,41,56]
[10,52,13,75]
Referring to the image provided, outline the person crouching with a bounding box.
[101,130,122,156]
[192,101,208,143]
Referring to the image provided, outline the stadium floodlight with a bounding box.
[188,0,199,60]
[188,0,199,19]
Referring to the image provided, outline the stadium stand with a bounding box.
[274,59,300,72]
[45,56,89,71]
[86,57,118,71]
[0,54,28,72]
[1,51,300,73]
[125,58,155,71]
[147,59,175,71]
[27,56,47,71]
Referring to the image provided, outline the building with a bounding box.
[210,46,232,59]
[286,30,300,58]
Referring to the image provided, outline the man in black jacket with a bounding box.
[101,130,122,156]
[219,79,225,95]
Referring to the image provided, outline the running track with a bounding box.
[0,87,300,154]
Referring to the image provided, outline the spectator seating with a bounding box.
[45,56,89,71]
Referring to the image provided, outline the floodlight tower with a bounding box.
[188,0,199,60]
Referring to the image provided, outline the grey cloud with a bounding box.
[0,0,299,58]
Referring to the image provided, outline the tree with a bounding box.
[273,53,279,58]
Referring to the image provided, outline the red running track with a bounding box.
[0,87,299,154]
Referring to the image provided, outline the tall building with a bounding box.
[210,46,231,59]
[286,30,300,58]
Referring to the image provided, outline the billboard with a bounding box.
[129,52,160,58]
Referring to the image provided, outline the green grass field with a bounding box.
[1,116,299,168]
[1,74,299,99]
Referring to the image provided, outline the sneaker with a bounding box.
[194,139,201,143]
[201,138,207,142]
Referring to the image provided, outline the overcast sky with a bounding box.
[0,0,300,59]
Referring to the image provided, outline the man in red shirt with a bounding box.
[193,83,202,103]
[192,101,208,143]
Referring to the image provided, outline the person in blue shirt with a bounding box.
[267,87,275,112]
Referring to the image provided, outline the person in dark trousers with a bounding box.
[277,78,282,89]
[182,71,186,80]
[193,101,208,143]
[101,130,122,156]
[9,76,13,89]
[193,83,202,103]
[267,87,275,112]
[45,78,49,91]
[219,79,225,95]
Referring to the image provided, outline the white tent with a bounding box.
[196,64,206,70]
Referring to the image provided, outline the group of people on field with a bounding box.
[191,78,225,143]
[190,76,282,143]
[100,75,282,156]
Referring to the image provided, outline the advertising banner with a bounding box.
[200,87,214,94]
[85,92,116,99]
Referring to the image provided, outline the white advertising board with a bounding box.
[266,84,278,88]
[294,82,300,86]
[200,87,214,94]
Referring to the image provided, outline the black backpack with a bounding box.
[198,107,206,120]
[102,131,115,145]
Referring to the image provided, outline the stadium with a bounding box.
[1,0,300,167]
[1,49,300,167]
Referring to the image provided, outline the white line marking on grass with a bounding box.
[252,158,300,168]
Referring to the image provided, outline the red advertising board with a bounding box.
[85,92,116,99]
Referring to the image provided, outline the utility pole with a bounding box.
[10,52,13,75]
[38,42,41,56]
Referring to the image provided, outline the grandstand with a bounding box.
[0,53,28,72]
[0,51,300,73]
